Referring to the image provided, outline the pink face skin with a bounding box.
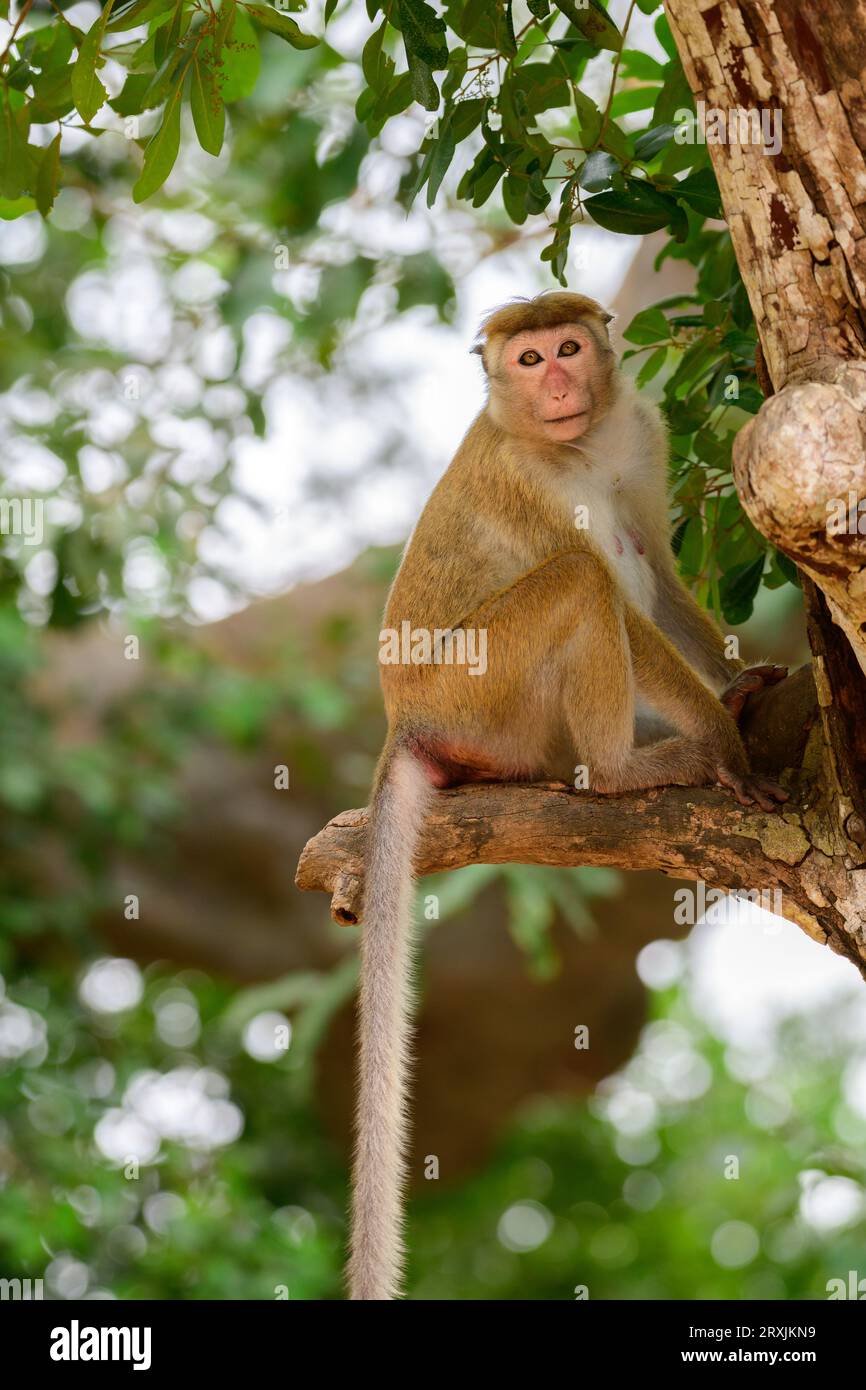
[500,321,600,443]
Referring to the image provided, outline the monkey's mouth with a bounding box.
[544,411,586,424]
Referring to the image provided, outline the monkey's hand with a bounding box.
[715,764,789,813]
[720,664,788,723]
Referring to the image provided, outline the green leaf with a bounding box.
[773,550,800,587]
[107,0,174,31]
[445,0,514,54]
[599,117,632,163]
[636,0,659,12]
[734,385,764,414]
[572,90,631,161]
[668,337,719,396]
[633,123,676,162]
[0,93,35,198]
[610,86,656,117]
[245,5,318,47]
[218,8,260,101]
[355,84,377,122]
[132,77,183,201]
[457,143,503,208]
[541,174,576,285]
[214,0,237,52]
[396,0,448,68]
[636,345,667,387]
[365,71,412,129]
[441,44,467,101]
[721,329,758,363]
[653,57,692,125]
[127,32,156,71]
[406,50,439,110]
[676,167,722,219]
[667,398,706,434]
[451,96,485,142]
[677,514,704,576]
[405,139,434,205]
[554,0,621,52]
[324,0,339,20]
[655,12,678,60]
[548,34,595,75]
[620,51,664,81]
[572,86,602,146]
[109,71,162,115]
[720,555,765,624]
[703,299,727,328]
[623,306,668,345]
[28,69,75,123]
[190,54,224,155]
[502,172,527,225]
[361,18,389,86]
[141,43,186,107]
[23,22,75,72]
[72,0,115,124]
[525,168,550,213]
[35,131,61,215]
[0,195,36,218]
[578,149,619,192]
[7,58,35,91]
[154,0,185,70]
[471,158,503,207]
[426,115,455,206]
[508,62,570,115]
[585,179,678,236]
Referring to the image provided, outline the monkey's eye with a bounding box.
[558,340,580,357]
[518,349,542,366]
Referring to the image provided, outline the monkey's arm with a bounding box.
[651,564,788,719]
[623,398,742,692]
[652,562,743,692]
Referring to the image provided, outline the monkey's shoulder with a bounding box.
[384,458,540,629]
[386,509,527,630]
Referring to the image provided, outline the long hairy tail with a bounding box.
[347,743,433,1300]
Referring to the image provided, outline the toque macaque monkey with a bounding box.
[348,291,787,1300]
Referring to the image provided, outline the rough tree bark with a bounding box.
[297,0,866,977]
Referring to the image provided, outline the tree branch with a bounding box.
[295,668,866,976]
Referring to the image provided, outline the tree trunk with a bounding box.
[296,1,866,977]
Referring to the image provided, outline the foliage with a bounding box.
[0,0,796,635]
[0,0,823,1304]
[1,944,864,1300]
[409,993,866,1301]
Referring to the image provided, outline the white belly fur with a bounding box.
[568,476,657,616]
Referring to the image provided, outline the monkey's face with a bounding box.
[495,322,608,443]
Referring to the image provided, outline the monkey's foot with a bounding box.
[715,766,790,813]
[720,665,788,722]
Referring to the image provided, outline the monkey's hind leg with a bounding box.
[556,565,718,795]
[623,606,788,811]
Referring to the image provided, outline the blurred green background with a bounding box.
[1,0,865,1302]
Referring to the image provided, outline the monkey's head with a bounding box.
[474,292,617,445]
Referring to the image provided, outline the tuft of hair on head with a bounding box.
[471,291,614,372]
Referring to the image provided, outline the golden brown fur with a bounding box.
[348,291,787,1300]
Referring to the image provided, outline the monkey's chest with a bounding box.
[570,486,657,614]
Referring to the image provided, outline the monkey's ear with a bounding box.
[600,311,614,325]
[470,341,488,372]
